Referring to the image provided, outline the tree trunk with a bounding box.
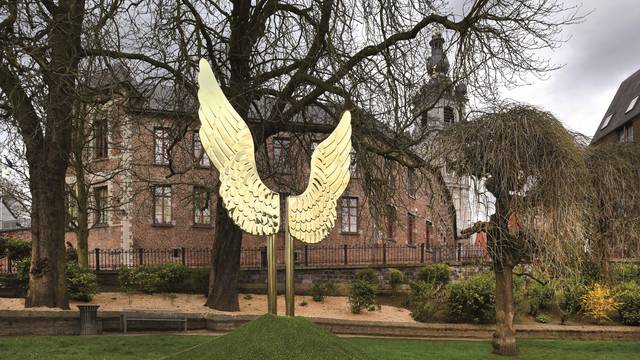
[76,194,90,269]
[25,168,69,309]
[206,197,243,311]
[73,151,90,269]
[492,264,517,356]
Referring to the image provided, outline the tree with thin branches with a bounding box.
[431,105,591,355]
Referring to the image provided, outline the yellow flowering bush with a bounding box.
[581,283,620,323]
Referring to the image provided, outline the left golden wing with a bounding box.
[197,59,280,236]
[288,111,352,243]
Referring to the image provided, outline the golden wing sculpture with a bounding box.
[287,111,352,243]
[197,59,280,236]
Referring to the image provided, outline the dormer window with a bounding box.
[601,114,613,129]
[626,96,639,113]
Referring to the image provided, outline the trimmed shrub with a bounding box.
[310,280,338,302]
[416,264,451,286]
[388,268,404,293]
[617,281,640,326]
[447,272,495,324]
[355,268,379,288]
[348,279,376,314]
[527,281,555,316]
[581,283,620,323]
[66,262,98,301]
[409,280,442,322]
[119,263,189,293]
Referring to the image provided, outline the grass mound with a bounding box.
[167,314,375,360]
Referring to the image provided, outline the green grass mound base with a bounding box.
[168,314,375,360]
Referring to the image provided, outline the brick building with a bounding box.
[591,68,640,145]
[61,88,457,255]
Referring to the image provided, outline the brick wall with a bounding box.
[64,105,457,255]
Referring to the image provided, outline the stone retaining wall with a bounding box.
[2,310,639,341]
[91,263,490,295]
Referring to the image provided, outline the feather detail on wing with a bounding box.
[197,59,280,236]
[288,111,352,243]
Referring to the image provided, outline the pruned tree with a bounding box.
[430,105,590,355]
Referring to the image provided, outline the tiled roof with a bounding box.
[591,68,640,144]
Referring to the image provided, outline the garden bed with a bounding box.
[0,292,415,322]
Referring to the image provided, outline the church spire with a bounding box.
[427,31,450,76]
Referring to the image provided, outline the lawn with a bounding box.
[0,335,638,360]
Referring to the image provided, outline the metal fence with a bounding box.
[0,244,489,273]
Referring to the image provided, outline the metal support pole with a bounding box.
[267,234,278,315]
[285,200,295,316]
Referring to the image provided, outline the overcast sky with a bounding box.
[503,0,640,136]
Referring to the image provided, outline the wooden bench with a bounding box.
[121,310,188,333]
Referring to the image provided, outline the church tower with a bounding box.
[413,31,472,239]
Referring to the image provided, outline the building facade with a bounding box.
[61,88,457,254]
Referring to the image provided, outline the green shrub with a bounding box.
[244,293,253,300]
[388,268,404,292]
[66,262,98,301]
[447,272,495,324]
[617,281,640,326]
[535,313,551,324]
[5,239,31,261]
[119,263,189,293]
[556,278,586,324]
[355,268,379,288]
[416,264,451,286]
[409,280,442,322]
[310,280,338,302]
[348,279,376,314]
[15,258,30,286]
[15,258,97,301]
[612,264,640,284]
[410,280,439,302]
[527,281,555,316]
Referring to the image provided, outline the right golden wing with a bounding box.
[197,59,279,236]
[288,111,352,243]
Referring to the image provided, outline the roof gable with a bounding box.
[592,68,640,144]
